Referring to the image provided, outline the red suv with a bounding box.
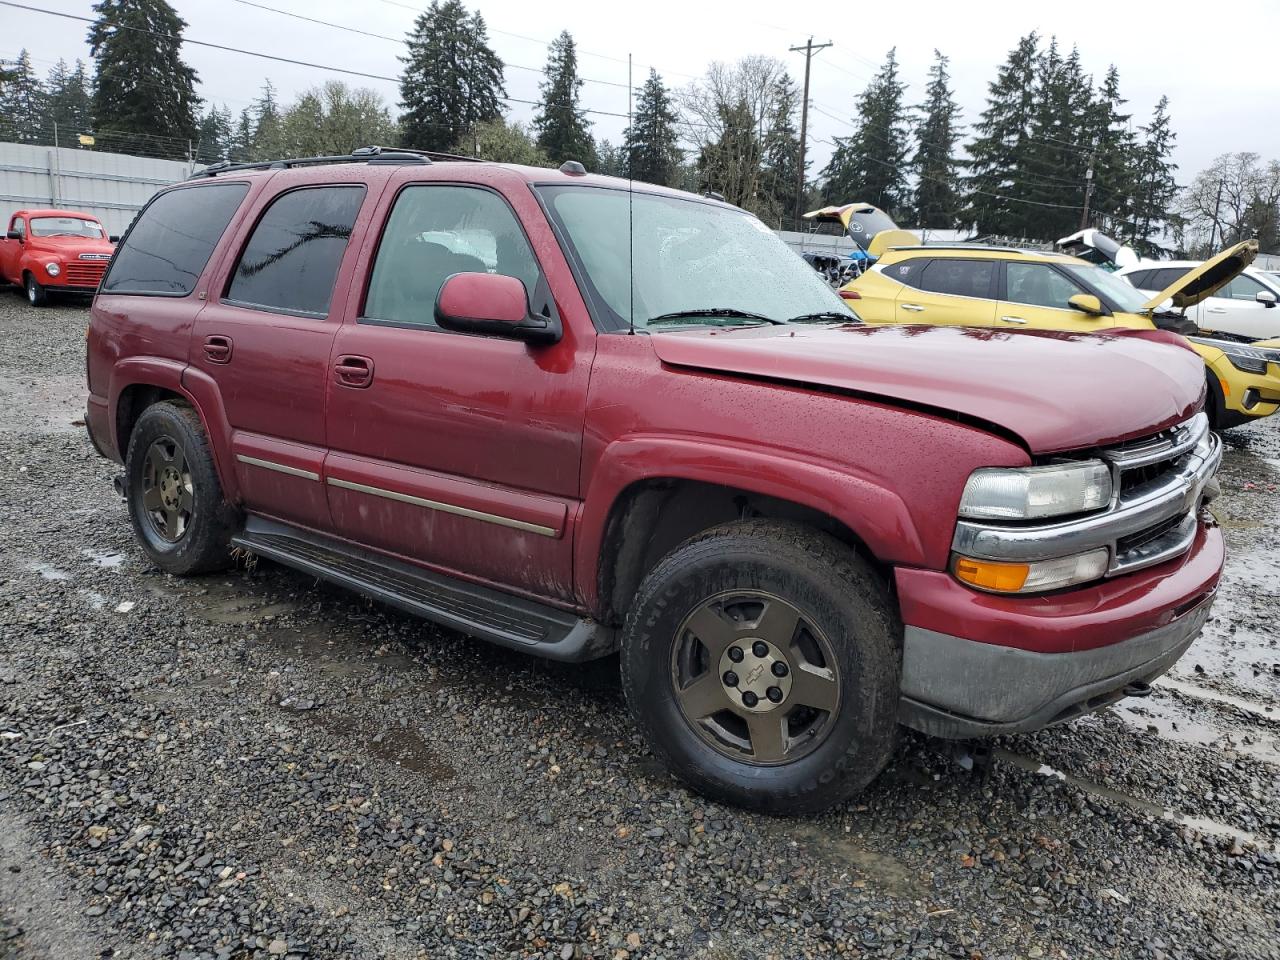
[2,209,117,305]
[85,148,1224,812]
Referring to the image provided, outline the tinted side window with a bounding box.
[102,183,249,295]
[883,259,928,289]
[363,185,541,329]
[1148,268,1191,291]
[1125,270,1153,289]
[226,186,365,317]
[918,259,994,298]
[1005,263,1087,309]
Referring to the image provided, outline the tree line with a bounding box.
[1,0,1277,254]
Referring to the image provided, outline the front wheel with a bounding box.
[25,273,47,307]
[124,401,238,575]
[620,520,901,814]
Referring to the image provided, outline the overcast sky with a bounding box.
[5,0,1279,185]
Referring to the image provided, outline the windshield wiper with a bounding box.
[647,308,783,326]
[787,311,855,323]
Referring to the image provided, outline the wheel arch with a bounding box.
[577,438,922,625]
[109,359,240,503]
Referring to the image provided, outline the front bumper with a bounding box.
[895,517,1224,739]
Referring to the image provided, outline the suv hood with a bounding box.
[1141,239,1259,311]
[651,324,1203,454]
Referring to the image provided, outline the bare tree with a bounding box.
[1181,152,1280,255]
[678,56,795,217]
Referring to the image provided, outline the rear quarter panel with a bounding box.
[843,268,901,323]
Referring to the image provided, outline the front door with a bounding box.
[0,214,23,284]
[324,182,592,604]
[190,183,370,530]
[1196,274,1280,339]
[997,260,1110,332]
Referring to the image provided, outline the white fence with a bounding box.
[0,142,194,236]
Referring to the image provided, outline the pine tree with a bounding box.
[964,32,1039,236]
[1085,65,1137,236]
[88,0,201,158]
[696,98,760,208]
[623,69,681,186]
[820,48,909,215]
[250,80,283,158]
[594,139,626,177]
[399,0,505,153]
[0,50,47,143]
[1129,96,1179,257]
[195,104,233,163]
[534,30,596,167]
[46,59,94,142]
[910,50,962,230]
[760,73,801,226]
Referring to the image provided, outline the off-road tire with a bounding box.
[25,273,47,307]
[124,401,238,575]
[620,519,901,814]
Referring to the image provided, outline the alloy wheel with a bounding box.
[140,435,194,542]
[669,590,841,765]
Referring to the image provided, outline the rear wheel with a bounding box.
[620,520,900,814]
[124,401,238,574]
[25,273,47,307]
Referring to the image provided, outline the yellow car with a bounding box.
[843,240,1280,430]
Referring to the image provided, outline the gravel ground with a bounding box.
[1,294,1277,960]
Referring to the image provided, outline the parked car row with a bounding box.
[86,151,1227,812]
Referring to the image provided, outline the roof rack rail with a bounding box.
[187,145,485,180]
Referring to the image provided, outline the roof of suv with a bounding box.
[877,245,1084,266]
[181,148,731,207]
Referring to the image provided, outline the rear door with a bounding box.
[997,260,1107,331]
[323,178,593,603]
[889,257,998,325]
[190,181,371,530]
[1198,273,1280,339]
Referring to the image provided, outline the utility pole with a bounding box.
[1209,178,1225,250]
[1079,151,1095,230]
[789,37,832,231]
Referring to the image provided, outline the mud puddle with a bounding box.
[1109,694,1280,765]
[787,822,924,900]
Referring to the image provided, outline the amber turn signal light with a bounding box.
[953,557,1030,592]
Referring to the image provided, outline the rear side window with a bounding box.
[226,185,365,318]
[1125,270,1153,289]
[1147,267,1191,291]
[362,185,541,329]
[883,259,927,289]
[918,259,994,298]
[102,183,249,295]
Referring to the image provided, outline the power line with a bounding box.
[230,0,634,92]
[0,1,635,121]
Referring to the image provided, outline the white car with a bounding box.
[1115,261,1280,340]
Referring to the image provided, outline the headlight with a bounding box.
[959,461,1113,520]
[953,549,1110,594]
[1190,337,1280,375]
[45,262,60,277]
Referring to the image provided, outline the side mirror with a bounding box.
[108,235,120,244]
[1256,290,1277,308]
[5,230,21,241]
[435,272,560,344]
[1068,293,1106,316]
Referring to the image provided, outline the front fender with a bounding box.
[573,436,925,613]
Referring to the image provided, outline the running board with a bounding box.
[232,517,615,662]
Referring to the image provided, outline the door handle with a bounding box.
[1207,307,1227,314]
[203,335,233,363]
[900,304,925,312]
[334,354,374,388]
[999,315,1028,324]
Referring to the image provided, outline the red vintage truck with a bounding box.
[85,149,1224,812]
[2,208,116,305]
